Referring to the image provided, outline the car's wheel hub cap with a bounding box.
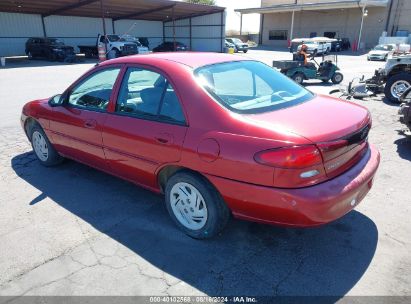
[170,182,208,230]
[32,131,48,161]
[391,80,411,99]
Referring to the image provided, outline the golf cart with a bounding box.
[273,52,343,85]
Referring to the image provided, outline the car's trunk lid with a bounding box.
[244,94,371,178]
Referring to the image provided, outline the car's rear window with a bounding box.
[195,60,314,114]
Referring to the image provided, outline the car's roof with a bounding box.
[101,52,250,69]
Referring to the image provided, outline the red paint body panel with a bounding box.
[21,53,380,227]
[206,144,380,226]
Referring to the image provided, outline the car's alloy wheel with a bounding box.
[169,182,208,230]
[391,80,410,100]
[165,172,230,239]
[32,131,49,162]
[385,72,411,103]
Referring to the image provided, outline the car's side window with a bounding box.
[68,68,121,111]
[159,83,186,123]
[116,67,186,124]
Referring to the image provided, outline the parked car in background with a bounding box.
[119,35,149,54]
[25,37,75,61]
[225,39,235,49]
[289,38,311,53]
[21,53,380,239]
[339,38,351,51]
[331,39,341,52]
[226,38,249,53]
[78,34,138,58]
[152,41,188,52]
[367,44,395,61]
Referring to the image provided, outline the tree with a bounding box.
[184,0,216,5]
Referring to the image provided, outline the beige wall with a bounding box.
[387,0,411,34]
[262,7,388,48]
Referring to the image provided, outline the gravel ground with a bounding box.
[0,50,410,299]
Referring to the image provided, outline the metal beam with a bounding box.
[164,9,225,22]
[41,15,47,37]
[113,4,175,21]
[42,0,99,17]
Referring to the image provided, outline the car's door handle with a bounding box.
[84,119,97,129]
[155,133,174,145]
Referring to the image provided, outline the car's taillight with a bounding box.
[254,145,322,168]
[317,139,349,161]
[255,145,327,188]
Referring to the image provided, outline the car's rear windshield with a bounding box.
[194,60,314,114]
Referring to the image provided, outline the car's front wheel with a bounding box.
[30,124,63,166]
[165,172,230,239]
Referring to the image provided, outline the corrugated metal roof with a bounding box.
[235,0,389,14]
[0,0,225,21]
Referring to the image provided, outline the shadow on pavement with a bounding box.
[0,56,96,69]
[11,152,378,298]
[394,137,411,161]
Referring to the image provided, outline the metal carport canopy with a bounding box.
[234,0,388,14]
[0,0,225,21]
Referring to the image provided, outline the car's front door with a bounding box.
[103,66,188,189]
[49,66,122,170]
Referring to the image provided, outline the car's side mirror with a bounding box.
[400,87,411,103]
[48,94,64,107]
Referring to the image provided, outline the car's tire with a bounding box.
[114,49,121,58]
[384,73,411,103]
[29,124,63,166]
[292,73,304,85]
[165,171,230,239]
[243,50,248,53]
[332,72,344,84]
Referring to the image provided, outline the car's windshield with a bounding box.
[107,35,120,42]
[374,45,392,51]
[195,61,314,114]
[232,38,242,44]
[46,38,64,45]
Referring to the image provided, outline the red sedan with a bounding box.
[21,53,380,239]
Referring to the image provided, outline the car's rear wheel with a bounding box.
[30,124,63,166]
[292,73,304,85]
[243,50,248,53]
[385,73,411,103]
[332,72,344,84]
[165,172,230,239]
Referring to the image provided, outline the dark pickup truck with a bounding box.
[25,37,75,61]
[78,34,138,58]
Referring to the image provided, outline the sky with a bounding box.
[215,0,261,33]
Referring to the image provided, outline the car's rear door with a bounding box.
[49,66,122,170]
[102,65,188,189]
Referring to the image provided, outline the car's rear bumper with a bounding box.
[206,144,380,227]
